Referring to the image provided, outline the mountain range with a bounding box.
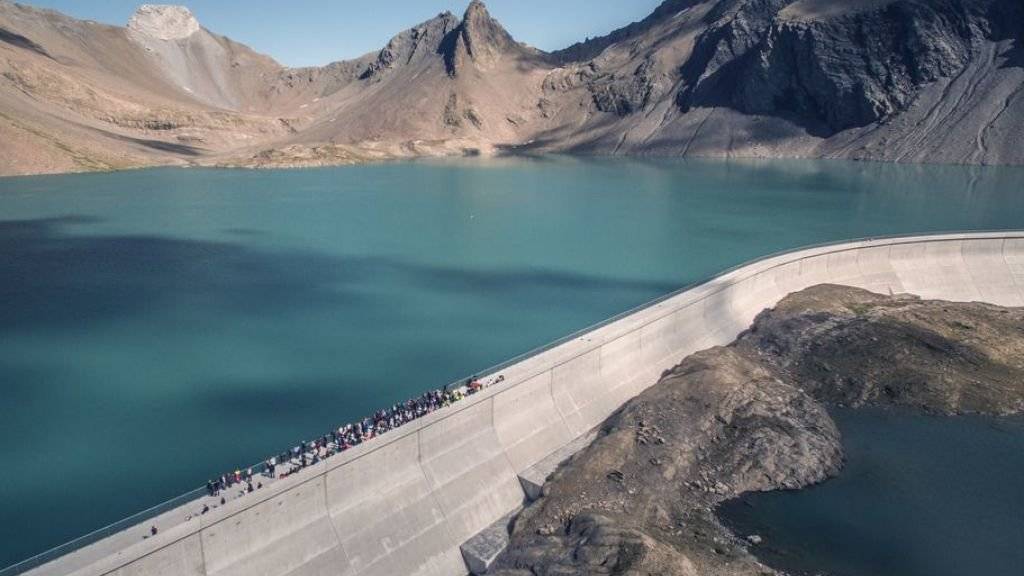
[0,0,1021,176]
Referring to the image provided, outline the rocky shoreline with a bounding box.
[490,284,1024,575]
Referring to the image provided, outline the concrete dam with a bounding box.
[19,232,1024,576]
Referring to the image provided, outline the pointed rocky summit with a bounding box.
[443,0,531,75]
[458,0,517,61]
[127,4,199,40]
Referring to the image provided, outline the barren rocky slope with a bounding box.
[1,0,1021,176]
[490,285,1024,576]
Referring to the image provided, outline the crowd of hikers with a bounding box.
[176,373,506,526]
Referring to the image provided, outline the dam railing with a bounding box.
[2,230,1022,576]
[0,488,206,576]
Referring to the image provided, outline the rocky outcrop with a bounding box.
[491,285,1024,576]
[682,0,996,133]
[591,57,672,116]
[492,346,842,576]
[738,284,1024,414]
[440,0,547,76]
[771,3,977,130]
[0,25,51,59]
[127,4,199,40]
[678,0,793,111]
[360,12,459,80]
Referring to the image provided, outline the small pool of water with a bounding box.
[718,409,1024,576]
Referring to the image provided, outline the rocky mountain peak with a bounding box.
[359,11,460,80]
[463,0,493,23]
[127,4,200,40]
[460,0,515,52]
[442,0,524,75]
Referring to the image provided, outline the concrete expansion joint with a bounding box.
[321,475,344,560]
[548,370,572,437]
[197,526,209,576]
[414,426,462,571]
[1002,240,1024,292]
[491,397,523,495]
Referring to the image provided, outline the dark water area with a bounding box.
[1,157,1023,566]
[718,409,1024,576]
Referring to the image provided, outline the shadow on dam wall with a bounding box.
[12,232,1024,576]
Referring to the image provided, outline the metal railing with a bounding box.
[0,487,206,576]
[2,229,1019,576]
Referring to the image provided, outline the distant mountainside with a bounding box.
[0,0,1021,176]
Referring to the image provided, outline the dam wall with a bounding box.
[23,232,1024,576]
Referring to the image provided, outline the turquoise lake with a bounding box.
[718,409,1024,576]
[1,157,1023,566]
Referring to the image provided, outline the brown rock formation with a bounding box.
[491,285,1024,575]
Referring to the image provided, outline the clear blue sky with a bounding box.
[25,0,664,67]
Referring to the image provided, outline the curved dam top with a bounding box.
[14,231,1024,576]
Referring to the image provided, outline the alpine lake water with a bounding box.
[718,409,1024,576]
[1,157,1023,568]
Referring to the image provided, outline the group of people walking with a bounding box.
[200,374,505,506]
[206,468,262,499]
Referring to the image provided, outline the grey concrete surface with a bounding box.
[518,430,598,502]
[19,232,1024,576]
[459,512,516,575]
